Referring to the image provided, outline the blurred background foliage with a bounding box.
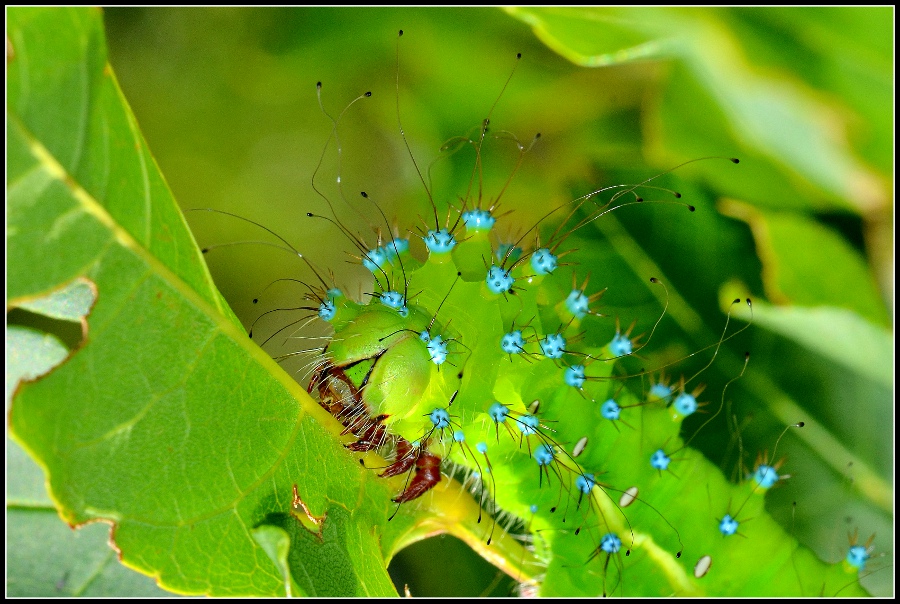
[97,7,891,596]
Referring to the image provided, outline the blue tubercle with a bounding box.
[488,402,509,424]
[517,414,540,436]
[609,331,633,356]
[564,364,586,389]
[501,330,526,354]
[424,228,456,253]
[429,407,450,429]
[650,449,671,471]
[846,545,870,571]
[486,265,514,294]
[530,248,558,275]
[453,430,466,442]
[534,444,555,466]
[462,208,495,231]
[379,291,408,317]
[650,381,673,403]
[476,442,488,455]
[318,299,336,321]
[601,399,621,421]
[362,247,389,273]
[576,473,596,494]
[384,238,409,259]
[752,464,779,489]
[426,334,449,365]
[565,289,590,319]
[719,514,739,536]
[673,392,698,417]
[540,333,566,359]
[530,504,539,514]
[600,533,622,554]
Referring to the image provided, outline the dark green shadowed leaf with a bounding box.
[720,199,889,327]
[506,7,891,596]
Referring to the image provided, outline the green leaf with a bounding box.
[7,312,170,597]
[719,8,893,174]
[507,6,891,217]
[724,294,892,492]
[14,278,97,323]
[6,7,411,596]
[720,199,890,326]
[6,325,70,406]
[502,7,669,66]
[7,507,177,597]
[736,303,891,390]
[252,525,299,597]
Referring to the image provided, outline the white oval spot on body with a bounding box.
[572,436,588,458]
[528,399,541,414]
[619,486,639,508]
[694,554,712,578]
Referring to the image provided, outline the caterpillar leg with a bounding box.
[380,438,417,478]
[391,447,442,503]
[345,415,389,452]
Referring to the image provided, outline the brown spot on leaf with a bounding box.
[291,484,326,536]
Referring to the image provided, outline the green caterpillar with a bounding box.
[296,196,870,597]
[8,8,883,597]
[240,45,875,596]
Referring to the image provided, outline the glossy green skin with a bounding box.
[321,220,868,597]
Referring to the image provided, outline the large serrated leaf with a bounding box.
[6,7,405,596]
